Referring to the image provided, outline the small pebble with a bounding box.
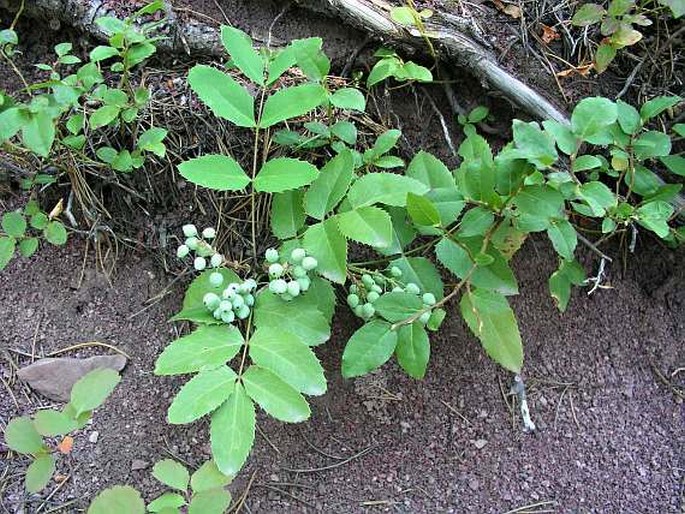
[472,439,487,449]
[88,431,99,443]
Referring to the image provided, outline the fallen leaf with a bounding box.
[556,64,593,78]
[57,436,74,454]
[492,0,522,18]
[48,198,63,220]
[541,24,560,44]
[54,474,69,484]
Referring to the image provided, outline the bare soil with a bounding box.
[0,0,684,513]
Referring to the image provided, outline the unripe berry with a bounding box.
[176,244,190,259]
[347,293,360,308]
[185,237,199,250]
[209,272,224,287]
[222,287,236,300]
[419,311,431,324]
[265,248,279,263]
[242,279,257,291]
[194,257,207,271]
[422,292,436,306]
[302,256,318,271]
[269,279,287,294]
[232,294,245,309]
[220,300,232,312]
[371,284,382,294]
[182,224,197,237]
[367,291,380,303]
[362,274,374,287]
[286,280,301,297]
[390,266,402,277]
[213,308,223,320]
[202,227,216,239]
[354,305,364,318]
[349,284,358,294]
[236,304,250,319]
[291,248,306,263]
[203,292,220,310]
[292,265,307,278]
[361,303,375,319]
[405,282,420,295]
[297,276,311,291]
[221,310,235,323]
[245,294,255,306]
[392,286,403,293]
[210,253,223,268]
[268,263,284,278]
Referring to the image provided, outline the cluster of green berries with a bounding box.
[265,247,318,301]
[347,266,437,324]
[176,224,223,277]
[203,279,257,324]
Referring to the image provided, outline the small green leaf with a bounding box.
[395,322,430,379]
[178,154,250,192]
[155,325,244,376]
[546,219,577,260]
[88,486,145,514]
[512,120,558,168]
[578,181,617,217]
[191,461,233,493]
[271,189,305,239]
[367,56,400,87]
[594,43,616,73]
[391,256,444,300]
[460,288,523,373]
[19,237,39,258]
[542,120,579,156]
[302,218,347,284]
[168,366,237,424]
[254,157,318,193]
[137,127,167,157]
[34,410,77,436]
[220,26,264,85]
[90,105,120,130]
[374,292,423,322]
[342,320,398,378]
[22,111,55,157]
[25,454,56,493]
[291,37,330,81]
[210,383,255,476]
[633,131,671,159]
[2,211,26,238]
[44,221,68,245]
[390,6,416,25]
[640,95,681,121]
[0,107,30,141]
[572,155,603,172]
[89,45,120,62]
[304,150,354,220]
[458,207,494,238]
[661,155,685,177]
[635,200,674,238]
[249,327,326,396]
[330,88,366,111]
[571,97,618,143]
[188,65,256,127]
[572,3,606,25]
[347,173,429,208]
[548,259,586,312]
[188,489,233,514]
[242,366,310,422]
[0,237,16,271]
[336,206,393,248]
[260,83,327,128]
[406,192,440,227]
[4,417,43,454]
[70,368,120,416]
[148,492,186,513]
[152,459,190,491]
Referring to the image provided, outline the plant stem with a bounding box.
[251,88,268,262]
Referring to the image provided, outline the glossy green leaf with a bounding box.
[336,206,392,248]
[155,325,244,376]
[548,259,586,312]
[220,26,264,85]
[571,97,617,143]
[260,83,327,128]
[542,120,579,155]
[152,460,190,491]
[661,155,685,177]
[640,95,681,121]
[87,486,145,514]
[616,99,641,134]
[302,218,347,284]
[178,154,250,192]
[342,320,398,378]
[188,65,256,127]
[254,157,318,193]
[271,189,305,239]
[70,368,120,416]
[89,45,120,62]
[391,256,444,299]
[636,200,674,238]
[168,366,237,424]
[242,366,310,422]
[304,149,354,219]
[406,192,440,227]
[546,219,577,260]
[460,288,523,373]
[33,410,77,436]
[254,290,330,346]
[578,181,617,216]
[4,417,43,454]
[347,173,428,208]
[191,460,233,493]
[374,292,423,322]
[395,322,430,379]
[25,454,56,493]
[210,383,255,476]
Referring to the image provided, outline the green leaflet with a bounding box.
[152,459,190,491]
[25,454,56,493]
[33,410,77,436]
[373,292,423,322]
[253,290,330,346]
[190,460,233,492]
[260,83,327,128]
[512,120,558,169]
[248,327,326,395]
[254,157,318,193]
[548,259,586,312]
[395,322,430,379]
[22,111,55,157]
[406,193,440,227]
[220,26,264,85]
[335,206,393,248]
[0,237,15,271]
[570,96,617,144]
[347,173,429,208]
[302,218,347,284]
[330,88,366,111]
[148,492,186,512]
[4,417,43,454]
[70,368,120,417]
[2,211,26,238]
[304,149,354,220]
[390,256,444,299]
[342,320,398,378]
[271,189,305,239]
[242,365,310,423]
[178,154,250,192]
[460,288,523,373]
[155,325,244,376]
[87,486,146,514]
[188,489,233,514]
[546,219,577,260]
[188,65,256,127]
[168,366,237,424]
[210,383,255,476]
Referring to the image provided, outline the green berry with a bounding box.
[219,300,232,312]
[286,280,301,297]
[292,265,307,278]
[268,263,284,278]
[182,224,197,238]
[209,272,224,287]
[269,279,287,294]
[245,294,255,306]
[222,287,236,300]
[347,293,360,308]
[232,294,245,309]
[221,310,235,323]
[392,286,403,293]
[203,292,220,310]
[405,282,420,295]
[213,308,223,320]
[202,227,216,239]
[361,303,375,319]
[371,284,382,294]
[302,256,318,271]
[236,304,250,319]
[390,266,402,277]
[185,237,199,250]
[350,284,358,294]
[291,248,306,263]
[367,291,380,303]
[297,276,311,292]
[354,305,364,318]
[196,243,213,258]
[242,279,257,291]
[194,257,207,271]
[422,292,436,306]
[176,244,190,259]
[361,274,374,287]
[419,311,431,324]
[210,254,223,268]
[265,248,279,263]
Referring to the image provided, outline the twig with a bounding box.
[280,445,374,473]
